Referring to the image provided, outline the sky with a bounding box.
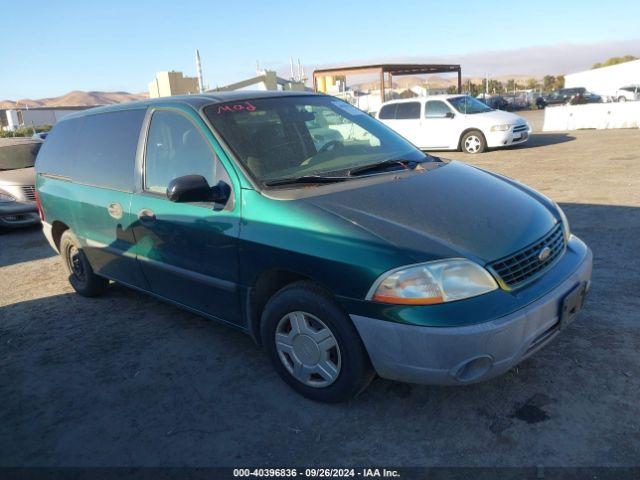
[2,0,639,99]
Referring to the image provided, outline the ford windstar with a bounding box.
[35,91,592,402]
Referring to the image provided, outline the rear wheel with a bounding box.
[59,230,109,297]
[461,130,487,154]
[618,96,627,102]
[261,282,374,402]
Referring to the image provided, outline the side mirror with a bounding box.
[210,180,231,204]
[166,175,230,204]
[445,112,455,119]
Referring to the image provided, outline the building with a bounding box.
[312,63,462,113]
[1,106,92,131]
[148,71,199,98]
[564,59,640,99]
[211,70,308,93]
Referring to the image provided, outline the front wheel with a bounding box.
[461,130,487,154]
[618,96,627,102]
[59,230,109,297]
[260,282,374,402]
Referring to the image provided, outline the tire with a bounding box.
[59,230,109,297]
[618,96,626,102]
[461,130,487,154]
[260,281,374,403]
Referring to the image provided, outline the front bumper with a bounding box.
[351,244,593,385]
[0,201,40,228]
[486,127,531,148]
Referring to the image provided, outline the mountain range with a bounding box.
[0,91,147,109]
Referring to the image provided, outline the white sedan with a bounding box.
[376,95,531,154]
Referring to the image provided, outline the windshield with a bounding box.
[204,96,428,185]
[448,96,493,114]
[0,141,42,171]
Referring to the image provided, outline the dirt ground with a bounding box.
[1,111,639,468]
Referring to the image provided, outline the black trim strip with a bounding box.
[137,255,237,292]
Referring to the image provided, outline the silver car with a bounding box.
[0,137,42,229]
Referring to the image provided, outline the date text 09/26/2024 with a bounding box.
[232,468,400,478]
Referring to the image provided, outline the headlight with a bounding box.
[490,124,511,132]
[0,191,16,203]
[555,203,570,242]
[368,259,498,305]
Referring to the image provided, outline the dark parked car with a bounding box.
[539,88,602,107]
[478,95,511,111]
[0,137,42,229]
[36,91,592,402]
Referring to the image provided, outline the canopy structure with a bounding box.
[312,63,462,102]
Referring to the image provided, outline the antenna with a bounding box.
[195,49,204,94]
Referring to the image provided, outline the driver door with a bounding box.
[130,107,242,325]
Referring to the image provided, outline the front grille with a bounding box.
[513,124,528,133]
[488,223,565,290]
[21,185,36,201]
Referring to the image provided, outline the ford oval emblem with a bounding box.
[538,246,551,262]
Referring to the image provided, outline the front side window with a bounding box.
[447,96,493,114]
[144,110,217,193]
[204,96,427,184]
[425,101,452,118]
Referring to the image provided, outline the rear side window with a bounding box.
[36,109,145,190]
[74,109,146,191]
[394,102,421,120]
[378,104,397,119]
[35,118,81,178]
[144,110,217,193]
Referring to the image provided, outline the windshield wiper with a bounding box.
[348,158,427,177]
[264,174,351,187]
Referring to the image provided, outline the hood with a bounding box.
[304,161,558,264]
[0,167,35,186]
[480,110,527,125]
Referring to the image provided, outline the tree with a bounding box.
[543,75,556,91]
[488,79,503,94]
[506,79,516,92]
[526,78,539,90]
[592,55,638,69]
[554,75,565,90]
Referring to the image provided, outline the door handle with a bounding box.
[138,208,156,224]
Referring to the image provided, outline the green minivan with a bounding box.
[36,91,592,402]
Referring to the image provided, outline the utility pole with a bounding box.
[195,49,204,94]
